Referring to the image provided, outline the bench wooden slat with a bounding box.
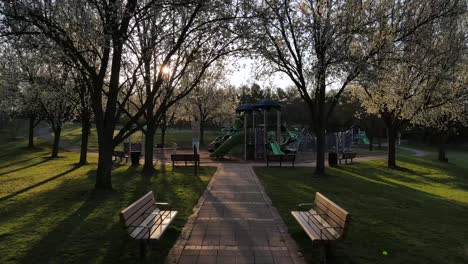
[131,209,169,239]
[121,191,155,221]
[292,192,350,243]
[306,210,341,239]
[124,202,158,227]
[120,191,178,242]
[291,211,322,241]
[312,204,346,231]
[171,154,200,167]
[266,154,296,167]
[315,192,349,223]
[149,211,177,239]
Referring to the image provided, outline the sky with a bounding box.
[225,58,294,89]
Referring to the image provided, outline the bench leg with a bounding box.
[139,240,146,262]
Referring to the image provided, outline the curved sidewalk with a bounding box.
[167,163,305,264]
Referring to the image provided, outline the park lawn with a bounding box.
[0,136,216,263]
[59,123,220,152]
[255,150,468,264]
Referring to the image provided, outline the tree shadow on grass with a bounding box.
[18,189,118,264]
[256,165,468,264]
[0,164,80,202]
[0,155,49,171]
[0,157,53,177]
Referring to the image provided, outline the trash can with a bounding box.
[328,152,338,167]
[131,151,141,166]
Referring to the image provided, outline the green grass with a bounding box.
[59,123,220,151]
[0,129,216,263]
[255,149,468,264]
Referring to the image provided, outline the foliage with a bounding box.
[179,63,238,129]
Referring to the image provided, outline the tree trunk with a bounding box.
[79,112,91,165]
[437,132,448,162]
[95,124,114,190]
[51,125,62,158]
[387,127,397,168]
[438,145,447,162]
[28,116,35,149]
[314,61,327,176]
[369,136,374,151]
[142,122,156,176]
[199,120,205,145]
[315,125,326,175]
[161,126,167,146]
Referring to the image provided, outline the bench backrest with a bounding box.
[312,192,350,238]
[171,154,199,161]
[120,191,158,233]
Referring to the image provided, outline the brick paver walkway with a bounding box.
[167,164,305,264]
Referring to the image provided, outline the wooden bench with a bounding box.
[291,192,350,258]
[170,154,200,167]
[120,191,177,259]
[266,154,296,167]
[339,152,357,164]
[113,151,129,163]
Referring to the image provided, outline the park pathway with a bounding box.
[167,163,305,264]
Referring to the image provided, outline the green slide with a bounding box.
[210,132,244,158]
[270,142,285,155]
[362,136,369,144]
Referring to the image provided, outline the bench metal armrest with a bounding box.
[320,226,343,231]
[319,225,343,239]
[155,202,172,213]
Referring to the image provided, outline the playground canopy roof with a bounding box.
[236,103,256,112]
[236,99,282,112]
[255,99,282,109]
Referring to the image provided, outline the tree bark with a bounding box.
[161,126,167,146]
[437,132,448,162]
[79,112,91,165]
[142,122,156,176]
[199,120,205,145]
[51,125,61,158]
[387,127,397,168]
[95,124,115,190]
[315,124,326,175]
[437,145,447,162]
[369,136,374,151]
[377,132,382,149]
[314,61,327,176]
[28,116,35,149]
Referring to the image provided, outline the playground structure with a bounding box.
[327,129,354,153]
[208,99,299,160]
[326,125,370,153]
